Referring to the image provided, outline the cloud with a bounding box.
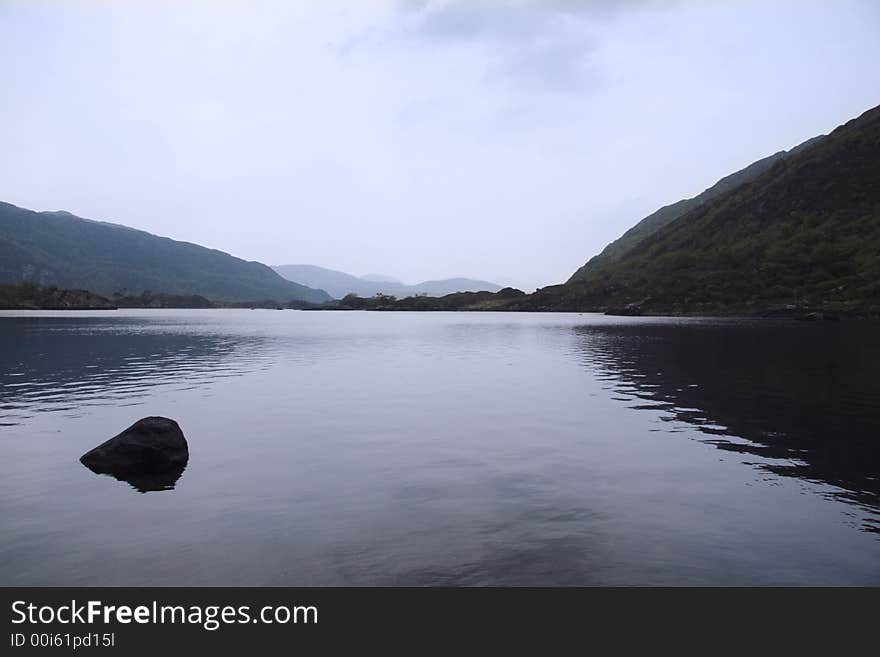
[400,0,550,43]
[385,0,659,94]
[483,36,600,95]
[397,0,660,42]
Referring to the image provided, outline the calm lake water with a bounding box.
[1,310,878,585]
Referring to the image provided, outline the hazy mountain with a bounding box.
[273,265,374,299]
[361,273,403,284]
[569,136,825,282]
[273,264,502,299]
[520,104,880,314]
[408,278,503,297]
[0,202,331,304]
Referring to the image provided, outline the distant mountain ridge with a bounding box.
[569,135,825,282]
[273,264,502,299]
[361,273,403,284]
[0,202,331,303]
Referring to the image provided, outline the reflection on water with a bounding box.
[80,457,189,493]
[1,310,878,586]
[571,321,880,531]
[0,315,275,426]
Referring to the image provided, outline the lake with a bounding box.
[1,310,878,585]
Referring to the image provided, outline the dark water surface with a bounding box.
[1,310,878,585]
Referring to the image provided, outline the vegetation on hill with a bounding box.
[114,291,216,309]
[0,282,116,310]
[0,203,331,304]
[323,288,526,311]
[547,104,880,315]
[569,136,824,282]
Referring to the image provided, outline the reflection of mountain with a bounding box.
[571,320,880,518]
[0,317,269,426]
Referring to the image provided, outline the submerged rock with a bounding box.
[79,417,189,492]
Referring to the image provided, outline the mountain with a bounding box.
[361,273,403,284]
[273,264,376,299]
[523,103,880,315]
[273,264,502,299]
[406,278,503,297]
[569,136,825,282]
[0,203,331,304]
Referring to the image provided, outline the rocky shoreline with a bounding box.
[314,288,879,320]
[2,282,877,319]
[0,283,116,310]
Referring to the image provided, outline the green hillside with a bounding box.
[531,104,880,315]
[0,203,331,303]
[569,136,824,282]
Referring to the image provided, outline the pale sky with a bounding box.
[2,0,878,291]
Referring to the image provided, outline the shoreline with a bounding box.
[2,282,876,320]
[2,305,877,321]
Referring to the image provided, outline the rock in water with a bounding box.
[80,417,189,492]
